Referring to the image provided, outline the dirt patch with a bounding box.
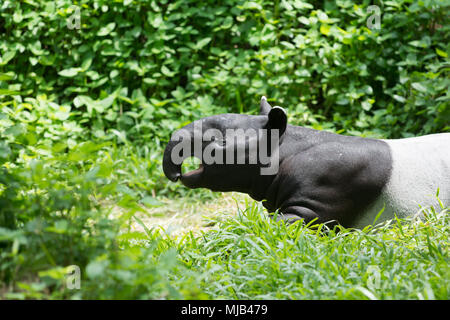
[130,192,252,236]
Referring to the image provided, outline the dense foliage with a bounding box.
[0,0,449,299]
[1,0,448,141]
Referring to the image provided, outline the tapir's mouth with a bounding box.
[182,163,204,178]
[162,138,204,187]
[179,159,204,187]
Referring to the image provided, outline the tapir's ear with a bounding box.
[260,96,272,115]
[267,106,287,135]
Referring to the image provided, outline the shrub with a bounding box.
[1,0,448,143]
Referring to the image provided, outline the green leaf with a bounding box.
[298,16,310,25]
[0,51,16,66]
[81,56,94,71]
[411,82,427,93]
[241,2,262,10]
[0,89,20,95]
[161,65,175,77]
[58,68,81,77]
[393,95,406,103]
[97,22,116,36]
[196,37,212,50]
[38,267,68,280]
[98,92,117,109]
[361,101,372,111]
[0,72,15,81]
[320,24,331,36]
[148,14,163,28]
[435,48,448,58]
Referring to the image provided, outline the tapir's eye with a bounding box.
[216,138,226,146]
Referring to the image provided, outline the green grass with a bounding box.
[1,135,448,299]
[3,192,448,300]
[2,187,449,299]
[165,200,449,300]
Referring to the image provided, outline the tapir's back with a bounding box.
[354,133,450,228]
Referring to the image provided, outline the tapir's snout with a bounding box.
[163,139,182,182]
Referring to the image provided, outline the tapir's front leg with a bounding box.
[273,206,322,225]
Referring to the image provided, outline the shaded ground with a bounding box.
[131,192,252,236]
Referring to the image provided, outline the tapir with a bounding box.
[163,96,450,228]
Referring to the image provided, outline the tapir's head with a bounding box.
[162,97,287,192]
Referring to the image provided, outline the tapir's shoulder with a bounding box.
[284,129,392,167]
[280,132,393,190]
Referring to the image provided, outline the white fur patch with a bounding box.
[354,133,450,228]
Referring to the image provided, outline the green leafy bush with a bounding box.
[0,96,204,299]
[1,0,448,143]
